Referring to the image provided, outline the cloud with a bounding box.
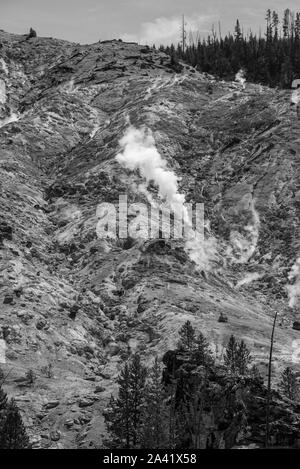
[87,7,99,14]
[121,14,211,46]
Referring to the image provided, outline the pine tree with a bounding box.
[224,335,238,374]
[141,358,169,448]
[161,9,300,89]
[283,9,291,38]
[191,332,213,367]
[279,367,299,400]
[104,354,147,448]
[178,383,206,449]
[265,9,273,43]
[129,354,147,447]
[236,340,252,375]
[0,399,30,449]
[0,386,8,412]
[234,20,242,41]
[224,336,252,375]
[178,321,196,351]
[272,11,279,40]
[295,13,300,40]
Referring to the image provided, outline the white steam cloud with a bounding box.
[116,125,216,270]
[0,79,6,104]
[235,69,246,89]
[291,89,300,108]
[116,126,186,211]
[287,257,300,307]
[227,197,260,264]
[236,272,263,288]
[0,112,19,129]
[0,58,8,75]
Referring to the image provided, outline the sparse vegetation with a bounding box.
[0,385,30,449]
[40,363,54,379]
[177,320,196,351]
[25,369,37,386]
[224,335,252,375]
[279,367,299,400]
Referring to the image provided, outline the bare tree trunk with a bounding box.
[265,311,278,448]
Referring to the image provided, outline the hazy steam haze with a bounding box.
[227,197,260,264]
[116,126,217,269]
[0,80,7,104]
[287,257,300,307]
[235,69,246,89]
[291,89,300,105]
[116,126,186,211]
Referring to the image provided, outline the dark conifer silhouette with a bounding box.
[160,9,300,89]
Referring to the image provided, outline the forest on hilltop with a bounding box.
[160,9,300,88]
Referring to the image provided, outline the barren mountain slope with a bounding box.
[0,31,299,448]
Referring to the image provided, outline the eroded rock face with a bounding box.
[0,30,299,448]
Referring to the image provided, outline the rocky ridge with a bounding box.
[0,30,300,448]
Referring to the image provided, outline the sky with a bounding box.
[0,0,299,45]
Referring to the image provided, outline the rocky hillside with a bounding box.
[0,30,300,448]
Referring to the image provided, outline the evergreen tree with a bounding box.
[279,367,299,400]
[224,335,238,374]
[160,9,300,89]
[283,9,291,38]
[234,19,242,41]
[0,386,8,412]
[236,340,252,375]
[104,354,147,448]
[272,11,279,40]
[265,9,273,43]
[141,358,169,448]
[224,336,252,375]
[178,383,207,449]
[191,332,213,367]
[0,398,30,449]
[178,321,196,352]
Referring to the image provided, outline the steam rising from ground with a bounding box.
[116,126,186,211]
[291,89,300,105]
[0,112,19,129]
[116,126,216,270]
[287,258,300,307]
[227,196,260,264]
[0,58,8,75]
[235,69,246,89]
[236,272,263,288]
[0,79,6,104]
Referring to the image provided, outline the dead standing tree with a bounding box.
[265,311,278,448]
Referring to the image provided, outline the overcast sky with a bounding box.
[0,0,299,45]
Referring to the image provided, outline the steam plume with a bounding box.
[236,272,263,288]
[227,197,260,264]
[235,69,246,89]
[291,89,300,107]
[116,126,216,269]
[116,126,186,213]
[287,257,300,307]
